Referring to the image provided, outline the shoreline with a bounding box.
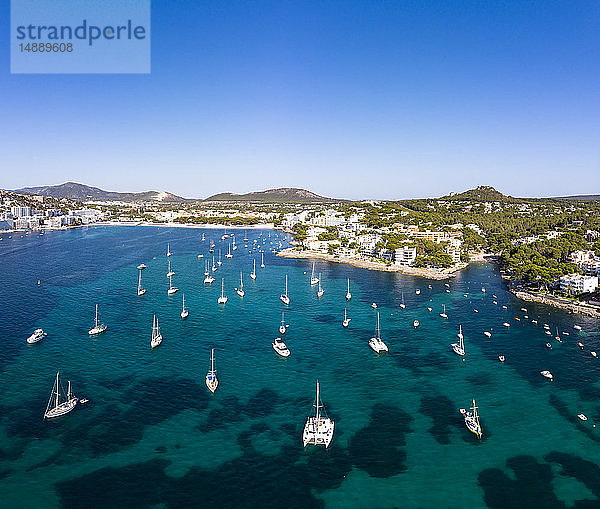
[276,248,467,280]
[511,289,600,318]
[100,221,277,230]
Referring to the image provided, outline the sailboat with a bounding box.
[212,255,217,272]
[88,304,107,335]
[209,240,215,253]
[166,243,172,257]
[460,399,482,439]
[167,274,178,295]
[280,275,290,305]
[302,380,334,448]
[250,258,257,280]
[310,261,319,286]
[236,272,245,297]
[451,325,465,356]
[151,314,163,348]
[217,249,222,266]
[166,258,175,278]
[260,253,265,268]
[345,278,351,300]
[204,261,215,283]
[243,230,249,242]
[137,270,146,296]
[44,372,78,419]
[317,274,324,298]
[272,336,290,357]
[440,304,448,319]
[369,312,388,353]
[206,348,218,393]
[226,243,233,259]
[399,292,406,309]
[279,312,286,335]
[181,293,189,319]
[201,233,205,242]
[342,308,350,327]
[232,237,238,251]
[217,278,228,304]
[413,320,419,328]
[137,263,147,270]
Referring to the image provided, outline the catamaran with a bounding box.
[167,274,178,295]
[317,274,324,298]
[460,399,482,439]
[260,253,265,268]
[310,262,319,286]
[279,312,286,335]
[302,380,334,448]
[137,270,146,296]
[236,272,245,297]
[280,275,290,305]
[272,337,290,357]
[345,278,351,300]
[166,258,175,278]
[451,325,465,356]
[342,308,350,328]
[250,258,257,280]
[440,304,448,319]
[166,243,172,257]
[206,348,218,393]
[27,328,46,344]
[151,314,163,348]
[217,278,228,304]
[44,372,78,419]
[399,292,406,309]
[226,243,233,259]
[181,293,189,319]
[369,312,388,353]
[88,304,107,335]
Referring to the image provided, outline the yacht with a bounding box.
[226,244,233,259]
[204,260,215,283]
[503,322,510,327]
[343,308,350,328]
[27,328,46,344]
[302,381,334,448]
[484,331,492,338]
[201,233,205,242]
[137,263,147,270]
[206,349,218,393]
[310,262,319,286]
[88,304,107,335]
[345,278,352,300]
[217,278,228,304]
[415,289,421,295]
[44,372,78,419]
[451,325,465,356]
[399,292,406,309]
[137,270,146,296]
[369,312,388,353]
[166,243,172,257]
[481,287,486,293]
[236,272,245,298]
[272,337,290,357]
[591,351,597,358]
[413,320,419,328]
[279,312,286,335]
[166,258,175,278]
[217,250,222,266]
[151,314,163,348]
[540,370,553,380]
[499,355,505,362]
[250,258,257,280]
[280,275,290,305]
[260,253,265,268]
[180,293,189,319]
[574,325,582,331]
[371,302,377,309]
[167,274,178,295]
[317,274,324,298]
[440,304,448,319]
[460,399,482,439]
[212,256,217,272]
[243,231,249,242]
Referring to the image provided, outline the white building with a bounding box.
[394,247,417,266]
[11,205,31,218]
[568,250,597,264]
[444,246,461,263]
[559,274,598,295]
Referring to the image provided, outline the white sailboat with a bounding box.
[460,399,482,439]
[181,293,189,319]
[310,261,319,286]
[243,230,249,242]
[27,328,46,344]
[399,292,406,309]
[202,233,205,242]
[137,270,146,296]
[280,275,290,305]
[88,304,107,335]
[166,243,172,257]
[226,243,233,259]
[151,313,163,348]
[204,261,209,276]
[440,304,448,319]
[279,312,286,335]
[167,274,178,295]
[217,278,228,304]
[260,253,265,268]
[272,337,290,357]
[206,348,218,393]
[166,258,175,278]
[212,255,217,272]
[369,312,388,353]
[250,258,257,280]
[317,274,324,298]
[302,380,334,448]
[451,325,465,356]
[137,263,147,270]
[236,272,245,297]
[345,278,351,300]
[342,308,350,328]
[204,261,215,283]
[217,249,222,266]
[232,238,238,251]
[44,372,78,419]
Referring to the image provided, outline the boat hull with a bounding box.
[45,398,77,419]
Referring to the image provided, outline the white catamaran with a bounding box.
[302,380,334,448]
[369,312,389,353]
[44,372,78,419]
[206,348,218,393]
[280,275,290,305]
[151,313,163,348]
[88,304,107,335]
[217,278,228,304]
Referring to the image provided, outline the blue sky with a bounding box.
[2,0,599,200]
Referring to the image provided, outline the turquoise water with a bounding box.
[1,225,599,508]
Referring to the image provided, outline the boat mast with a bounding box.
[221,278,224,297]
[211,348,215,373]
[376,312,380,339]
[240,271,243,289]
[138,270,142,290]
[347,278,350,293]
[315,380,320,421]
[55,372,60,409]
[67,380,71,400]
[285,275,288,297]
[95,304,98,328]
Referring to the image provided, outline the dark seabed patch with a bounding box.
[314,314,337,324]
[199,395,245,432]
[244,388,280,418]
[465,373,495,388]
[348,404,412,477]
[419,394,462,445]
[478,455,565,508]
[545,451,600,502]
[548,394,600,444]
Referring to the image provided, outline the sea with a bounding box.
[0,225,599,509]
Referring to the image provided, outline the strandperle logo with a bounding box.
[11,0,151,74]
[15,20,147,46]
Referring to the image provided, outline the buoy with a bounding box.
[37,280,40,285]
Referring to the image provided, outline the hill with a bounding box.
[15,182,188,203]
[204,187,340,203]
[553,194,600,201]
[442,186,516,202]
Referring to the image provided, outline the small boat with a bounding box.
[524,315,528,319]
[413,319,419,328]
[492,294,497,298]
[591,351,597,358]
[493,301,498,305]
[44,372,78,419]
[521,308,527,312]
[250,258,257,280]
[546,343,552,349]
[137,270,146,296]
[27,328,45,344]
[302,380,334,448]
[399,292,406,309]
[236,272,245,298]
[563,331,569,336]
[217,278,228,304]
[343,308,350,328]
[166,243,172,257]
[540,370,553,380]
[451,325,465,356]
[460,399,482,439]
[166,259,175,278]
[79,398,88,404]
[445,283,450,288]
[260,253,265,268]
[498,355,505,362]
[574,325,582,331]
[272,337,290,357]
[280,275,290,305]
[428,284,432,289]
[226,243,233,259]
[180,293,189,319]
[415,289,420,295]
[137,263,147,270]
[545,330,552,336]
[317,274,324,298]
[206,349,218,393]
[502,305,507,309]
[503,322,510,328]
[310,261,319,286]
[151,314,163,348]
[88,304,107,335]
[427,307,432,312]
[440,304,448,319]
[346,278,352,301]
[474,309,479,313]
[221,230,229,240]
[514,317,520,321]
[197,253,204,259]
[532,319,538,324]
[369,312,389,353]
[578,414,588,421]
[484,331,491,338]
[481,287,486,293]
[371,302,377,309]
[279,312,287,334]
[543,323,550,329]
[577,342,584,349]
[167,274,178,295]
